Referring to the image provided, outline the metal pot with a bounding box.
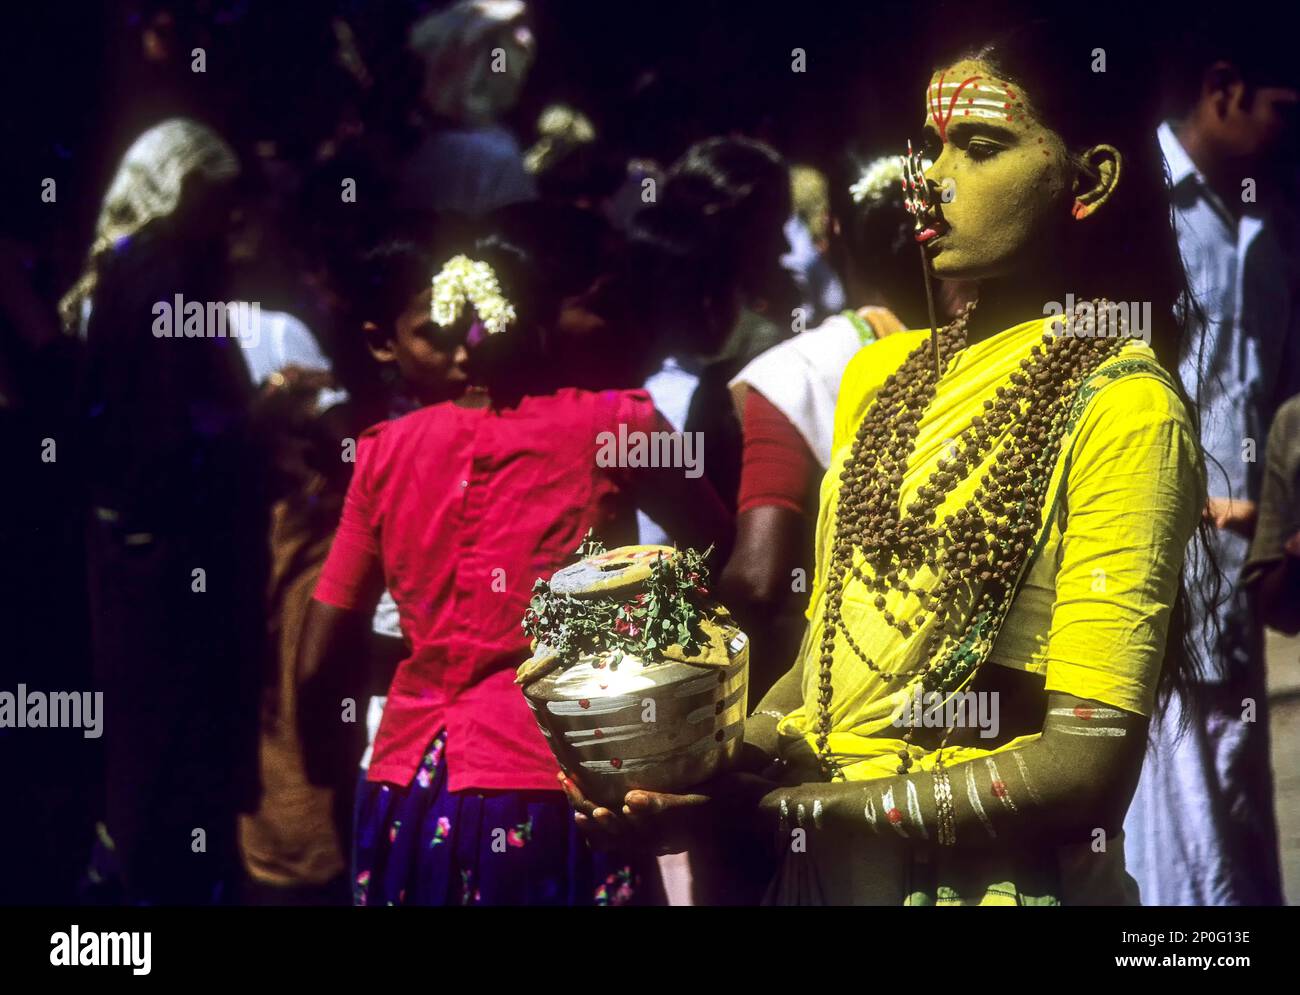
[523,628,749,811]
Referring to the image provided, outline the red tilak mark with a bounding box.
[579,699,590,710]
[610,758,622,769]
[931,74,983,143]
[887,808,904,824]
[594,728,604,738]
[991,780,1008,798]
[1073,706,1095,720]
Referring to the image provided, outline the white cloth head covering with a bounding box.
[60,118,239,334]
[408,0,533,127]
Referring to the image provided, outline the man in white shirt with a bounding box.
[1124,29,1299,905]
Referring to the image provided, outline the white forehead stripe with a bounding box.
[946,106,1010,121]
[929,77,1021,137]
[928,90,1015,111]
[929,82,1013,97]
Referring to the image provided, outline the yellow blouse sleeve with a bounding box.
[1041,374,1204,717]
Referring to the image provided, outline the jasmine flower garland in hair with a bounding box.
[849,155,931,208]
[430,255,517,336]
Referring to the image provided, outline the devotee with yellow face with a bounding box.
[568,22,1211,905]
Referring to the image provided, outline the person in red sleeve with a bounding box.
[296,210,731,906]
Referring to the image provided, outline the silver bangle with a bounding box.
[933,765,957,847]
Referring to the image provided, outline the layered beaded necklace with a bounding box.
[814,299,1129,778]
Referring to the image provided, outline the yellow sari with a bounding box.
[767,316,1203,903]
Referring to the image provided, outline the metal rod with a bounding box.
[919,243,942,381]
[901,139,943,381]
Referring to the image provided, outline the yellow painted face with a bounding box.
[919,59,1075,280]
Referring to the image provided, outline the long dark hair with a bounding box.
[953,22,1219,723]
[662,136,794,307]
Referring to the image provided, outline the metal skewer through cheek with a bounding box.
[918,241,942,381]
[901,141,943,381]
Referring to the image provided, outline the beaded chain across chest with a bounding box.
[814,301,1130,778]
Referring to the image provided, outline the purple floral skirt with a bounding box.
[353,730,656,906]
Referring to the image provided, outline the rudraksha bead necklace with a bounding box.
[815,300,1129,778]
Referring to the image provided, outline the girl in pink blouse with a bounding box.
[298,205,731,905]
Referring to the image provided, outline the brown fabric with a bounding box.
[238,476,347,887]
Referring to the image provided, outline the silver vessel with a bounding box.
[523,629,750,810]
